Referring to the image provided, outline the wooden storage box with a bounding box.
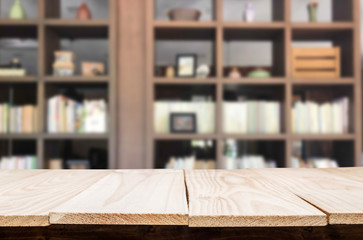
[292,47,341,78]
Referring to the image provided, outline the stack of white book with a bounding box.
[0,156,37,169]
[223,155,277,169]
[292,97,349,134]
[223,101,281,134]
[154,102,215,133]
[47,94,107,133]
[292,156,339,168]
[165,156,215,169]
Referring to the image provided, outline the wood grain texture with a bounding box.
[251,168,363,225]
[0,170,109,227]
[50,170,188,225]
[185,170,326,227]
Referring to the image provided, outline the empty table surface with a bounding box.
[1,168,363,227]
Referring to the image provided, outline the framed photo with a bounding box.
[170,113,197,133]
[66,160,90,169]
[176,54,196,77]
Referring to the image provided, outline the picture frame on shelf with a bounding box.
[170,113,197,133]
[176,54,196,77]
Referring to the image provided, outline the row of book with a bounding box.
[0,104,38,133]
[164,156,216,169]
[292,156,339,168]
[224,155,277,169]
[223,101,281,134]
[47,95,107,133]
[0,156,38,170]
[154,102,215,134]
[292,98,349,134]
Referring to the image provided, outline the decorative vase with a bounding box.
[308,2,318,22]
[228,67,241,79]
[9,0,26,19]
[243,2,255,22]
[76,2,92,20]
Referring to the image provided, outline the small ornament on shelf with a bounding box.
[196,65,210,79]
[228,67,241,79]
[82,62,105,76]
[308,1,318,22]
[247,68,271,78]
[243,2,255,22]
[0,58,26,76]
[53,51,76,76]
[165,66,175,78]
[77,2,92,20]
[9,0,26,19]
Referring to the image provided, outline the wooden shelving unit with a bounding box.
[0,0,117,169]
[146,0,362,168]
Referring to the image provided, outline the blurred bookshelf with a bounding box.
[0,0,117,169]
[146,0,361,169]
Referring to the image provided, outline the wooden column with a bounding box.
[117,0,147,168]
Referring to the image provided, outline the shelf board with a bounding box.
[0,19,39,26]
[153,77,218,84]
[223,22,286,29]
[292,78,356,85]
[0,134,39,139]
[154,133,217,140]
[45,19,109,27]
[292,22,354,30]
[0,76,38,83]
[43,133,109,140]
[153,21,216,29]
[222,134,286,140]
[44,76,109,83]
[223,78,287,85]
[292,134,355,141]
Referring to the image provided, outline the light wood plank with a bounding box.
[251,168,363,225]
[0,170,109,227]
[185,170,326,227]
[0,170,47,184]
[319,167,363,184]
[50,170,188,225]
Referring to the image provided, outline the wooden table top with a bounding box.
[1,168,363,227]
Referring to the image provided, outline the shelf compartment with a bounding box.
[223,27,285,78]
[45,0,109,20]
[0,139,38,170]
[292,85,354,134]
[292,28,354,78]
[44,27,108,75]
[291,0,353,23]
[154,0,216,21]
[0,0,39,20]
[223,0,285,22]
[292,140,354,168]
[223,84,285,134]
[154,139,216,169]
[223,139,286,168]
[154,84,216,134]
[44,139,108,169]
[0,28,38,76]
[154,27,216,77]
[45,83,109,134]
